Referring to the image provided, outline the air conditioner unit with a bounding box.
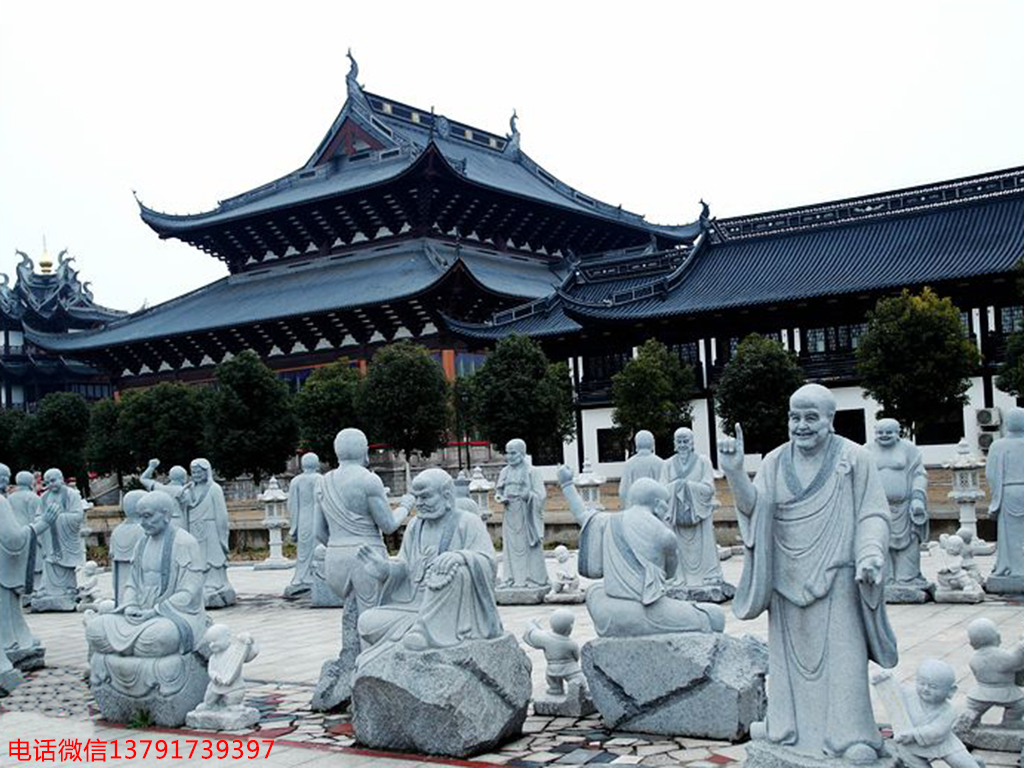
[978,431,997,451]
[977,407,1002,428]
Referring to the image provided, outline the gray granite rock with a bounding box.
[186,705,260,731]
[934,587,985,603]
[581,633,767,739]
[311,573,343,607]
[884,584,933,604]
[744,740,900,768]
[667,582,736,604]
[8,644,45,672]
[495,585,551,605]
[29,593,78,612]
[984,574,1024,594]
[311,592,359,711]
[91,651,209,727]
[533,680,596,717]
[543,590,586,604]
[352,632,532,757]
[954,721,1024,751]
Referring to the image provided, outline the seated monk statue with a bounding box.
[558,466,724,636]
[356,468,503,665]
[85,490,209,659]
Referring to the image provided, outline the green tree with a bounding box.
[857,288,981,436]
[715,334,805,454]
[357,341,450,471]
[118,382,211,472]
[86,398,133,484]
[205,351,299,483]
[612,339,696,447]
[26,392,91,485]
[996,331,1024,399]
[295,361,363,465]
[0,407,31,472]
[472,334,575,458]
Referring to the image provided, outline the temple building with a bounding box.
[25,57,1024,475]
[0,248,122,410]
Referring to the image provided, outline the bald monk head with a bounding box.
[789,384,836,454]
[334,428,369,465]
[411,468,456,520]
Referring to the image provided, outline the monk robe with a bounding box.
[576,503,723,637]
[662,452,723,587]
[734,434,897,757]
[8,488,42,590]
[287,471,321,591]
[183,475,232,601]
[86,527,208,658]
[495,459,549,588]
[357,509,502,666]
[110,517,144,607]
[871,438,929,585]
[0,495,40,653]
[37,485,84,598]
[618,452,664,506]
[987,434,1024,578]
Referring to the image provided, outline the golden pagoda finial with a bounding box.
[39,235,53,274]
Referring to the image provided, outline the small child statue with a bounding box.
[956,618,1024,741]
[934,535,984,603]
[544,545,584,604]
[75,561,101,611]
[874,660,982,768]
[522,609,595,716]
[955,528,985,586]
[185,625,260,731]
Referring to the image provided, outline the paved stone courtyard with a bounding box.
[2,552,1022,767]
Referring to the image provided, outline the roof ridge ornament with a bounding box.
[505,108,521,157]
[699,199,711,230]
[346,49,362,100]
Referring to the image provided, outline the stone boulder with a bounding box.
[352,632,532,757]
[91,651,209,727]
[581,633,767,740]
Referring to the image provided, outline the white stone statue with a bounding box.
[661,427,733,602]
[558,467,724,636]
[719,384,897,764]
[934,534,984,602]
[84,491,211,726]
[310,428,412,710]
[873,660,981,768]
[494,439,550,602]
[284,452,321,598]
[76,561,101,610]
[523,609,594,716]
[986,407,1024,593]
[868,418,932,602]
[109,490,146,607]
[956,617,1024,747]
[183,458,235,608]
[1,491,58,670]
[8,472,42,604]
[356,467,503,664]
[618,430,664,506]
[31,468,86,613]
[186,624,260,731]
[544,544,583,604]
[140,459,189,528]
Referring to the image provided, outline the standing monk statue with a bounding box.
[661,427,733,602]
[618,430,664,506]
[284,452,322,598]
[986,407,1024,593]
[867,418,931,602]
[494,438,550,603]
[8,472,42,605]
[720,384,898,765]
[31,468,86,613]
[311,428,412,711]
[141,459,189,529]
[183,459,235,608]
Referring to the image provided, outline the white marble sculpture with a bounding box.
[183,458,236,608]
[523,609,594,716]
[873,660,981,768]
[1,492,57,671]
[545,544,584,604]
[140,459,189,528]
[76,561,101,610]
[661,427,734,603]
[868,418,933,603]
[31,468,86,613]
[310,428,412,711]
[934,534,984,603]
[618,430,664,506]
[719,384,898,766]
[186,624,260,731]
[109,490,146,607]
[494,439,550,603]
[986,407,1024,594]
[284,452,322,598]
[558,466,723,636]
[954,617,1024,752]
[8,472,41,607]
[84,490,211,726]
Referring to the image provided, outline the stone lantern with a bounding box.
[575,458,606,509]
[254,476,294,570]
[468,466,494,512]
[454,469,471,500]
[945,438,995,555]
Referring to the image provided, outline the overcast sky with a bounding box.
[1,1,1021,313]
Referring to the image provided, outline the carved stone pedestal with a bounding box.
[953,720,1024,752]
[934,587,985,604]
[8,643,45,673]
[186,705,260,732]
[581,633,767,740]
[533,679,596,717]
[744,740,900,768]
[884,582,934,604]
[668,581,736,604]
[91,651,209,727]
[352,632,532,757]
[30,593,78,613]
[495,585,550,605]
[544,589,585,605]
[984,575,1024,595]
